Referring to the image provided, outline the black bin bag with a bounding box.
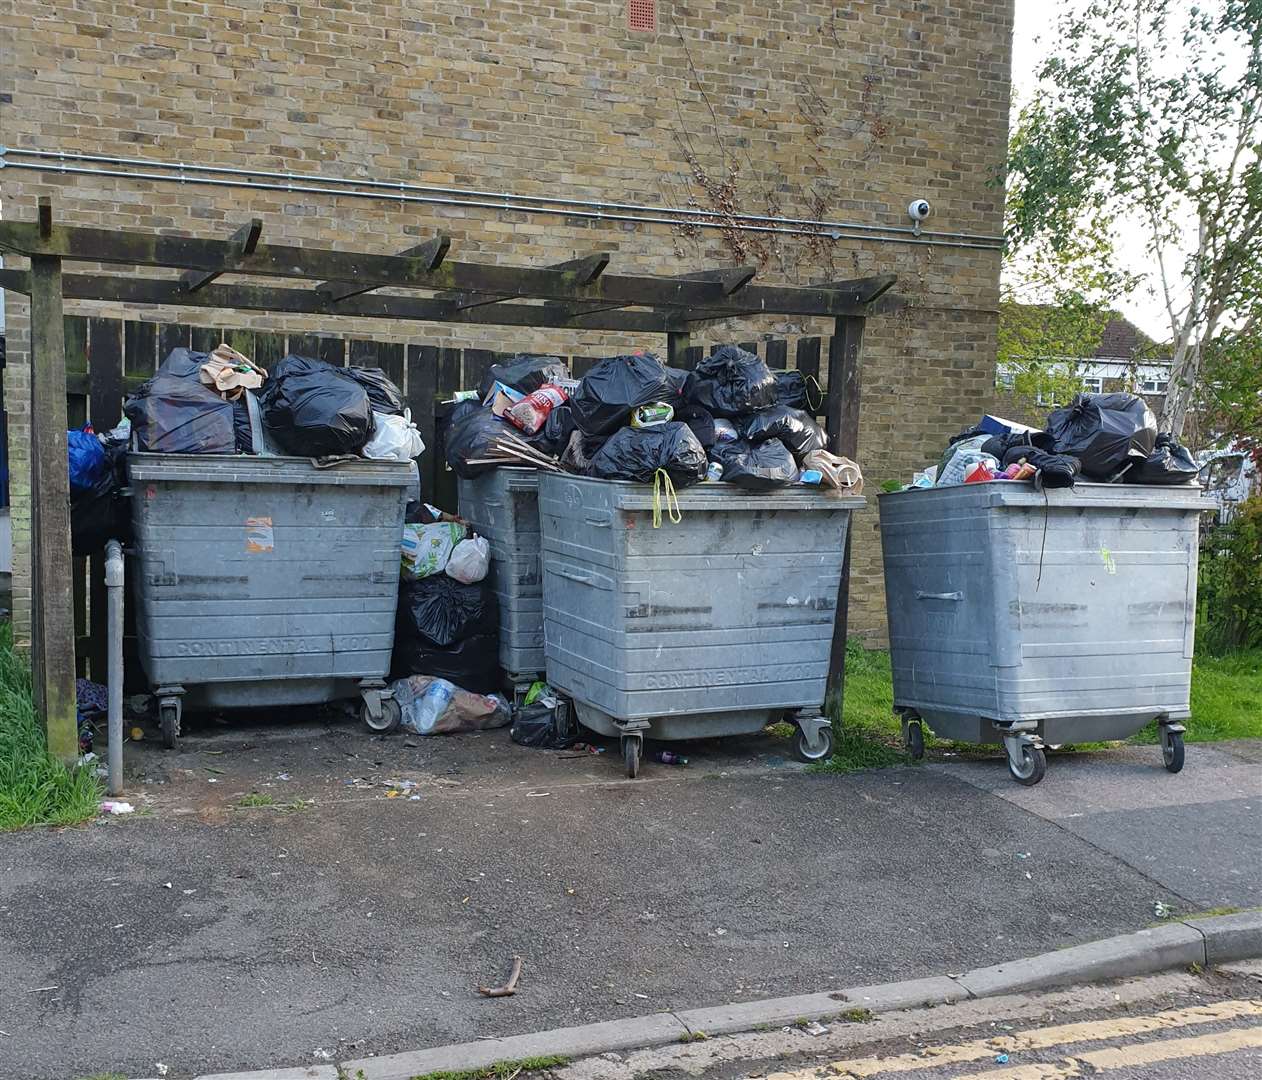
[478,354,571,399]
[396,576,498,649]
[585,423,708,486]
[774,369,819,411]
[392,632,500,694]
[260,355,375,456]
[1129,433,1200,485]
[1046,392,1157,480]
[569,353,672,435]
[511,702,578,750]
[445,402,512,479]
[687,345,777,418]
[741,405,826,460]
[125,374,237,454]
[346,366,406,416]
[712,438,799,489]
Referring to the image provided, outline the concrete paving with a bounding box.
[0,717,1257,1080]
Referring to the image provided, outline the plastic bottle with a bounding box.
[405,680,455,734]
[653,749,688,766]
[706,460,724,482]
[631,402,674,429]
[506,384,568,435]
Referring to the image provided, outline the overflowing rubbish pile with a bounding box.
[67,344,428,556]
[446,346,863,496]
[903,393,1199,491]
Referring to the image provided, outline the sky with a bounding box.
[1009,0,1171,340]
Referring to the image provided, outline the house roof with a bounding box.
[1094,314,1162,360]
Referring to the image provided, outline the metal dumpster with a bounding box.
[457,468,544,693]
[129,453,410,747]
[878,481,1213,785]
[539,472,864,776]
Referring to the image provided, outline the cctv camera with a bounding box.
[907,199,932,222]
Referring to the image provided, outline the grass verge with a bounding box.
[0,624,101,831]
[409,1056,570,1080]
[815,642,911,774]
[1131,649,1262,744]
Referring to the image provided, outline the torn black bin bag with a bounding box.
[510,702,578,750]
[741,405,826,460]
[569,352,672,435]
[711,438,799,489]
[1128,433,1200,485]
[445,402,514,478]
[396,576,498,649]
[70,440,131,558]
[260,355,375,456]
[478,354,571,399]
[532,402,576,458]
[125,373,237,454]
[687,345,778,417]
[585,422,708,486]
[346,366,406,416]
[1046,392,1157,480]
[391,631,500,694]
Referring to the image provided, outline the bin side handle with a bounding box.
[552,565,598,586]
[915,590,964,601]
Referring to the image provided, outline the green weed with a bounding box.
[410,1055,569,1080]
[236,793,274,808]
[0,624,102,831]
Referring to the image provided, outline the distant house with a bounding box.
[996,309,1171,410]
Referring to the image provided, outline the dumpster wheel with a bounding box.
[793,724,834,763]
[158,697,182,751]
[1162,730,1185,773]
[362,697,402,735]
[1008,744,1046,786]
[622,734,642,779]
[905,720,925,761]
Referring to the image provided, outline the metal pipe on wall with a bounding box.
[105,539,125,797]
[0,146,1004,252]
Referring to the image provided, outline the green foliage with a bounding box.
[0,624,102,831]
[1004,0,1262,435]
[996,298,1112,409]
[1132,647,1262,742]
[816,641,912,774]
[409,1057,569,1080]
[1200,496,1262,652]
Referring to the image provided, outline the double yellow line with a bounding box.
[766,999,1262,1079]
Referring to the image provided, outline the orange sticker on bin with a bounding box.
[245,516,274,553]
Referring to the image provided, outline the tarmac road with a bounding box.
[0,718,1256,1080]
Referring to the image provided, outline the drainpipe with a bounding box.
[105,539,125,797]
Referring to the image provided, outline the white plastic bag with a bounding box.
[445,535,490,584]
[401,522,464,580]
[363,412,426,462]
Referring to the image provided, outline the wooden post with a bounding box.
[825,315,865,715]
[29,201,79,764]
[666,331,690,369]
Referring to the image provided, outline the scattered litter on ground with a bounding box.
[313,1048,334,1061]
[275,772,291,781]
[130,726,145,740]
[526,791,551,798]
[477,955,523,998]
[25,986,59,993]
[100,800,134,815]
[804,1021,830,1037]
[155,1063,169,1077]
[996,1053,1010,1064]
[162,882,172,889]
[1153,899,1174,919]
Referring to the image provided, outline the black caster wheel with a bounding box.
[362,697,401,735]
[906,720,925,760]
[1008,744,1046,786]
[1162,731,1185,773]
[793,724,834,763]
[623,736,642,778]
[159,700,182,751]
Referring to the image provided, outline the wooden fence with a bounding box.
[60,318,829,679]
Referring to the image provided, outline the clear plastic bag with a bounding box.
[362,412,426,462]
[445,536,490,584]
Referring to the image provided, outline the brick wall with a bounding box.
[1,0,1014,647]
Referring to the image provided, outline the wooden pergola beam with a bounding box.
[0,220,883,317]
[0,268,697,332]
[316,233,451,303]
[544,264,756,321]
[434,252,610,311]
[179,218,262,293]
[678,273,900,323]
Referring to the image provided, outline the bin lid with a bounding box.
[878,480,1213,513]
[127,452,412,488]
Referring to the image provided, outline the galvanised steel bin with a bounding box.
[457,468,544,692]
[538,472,864,776]
[129,453,410,747]
[878,482,1213,785]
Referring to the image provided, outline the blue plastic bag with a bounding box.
[67,427,107,492]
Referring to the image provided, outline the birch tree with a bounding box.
[1004,0,1262,436]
